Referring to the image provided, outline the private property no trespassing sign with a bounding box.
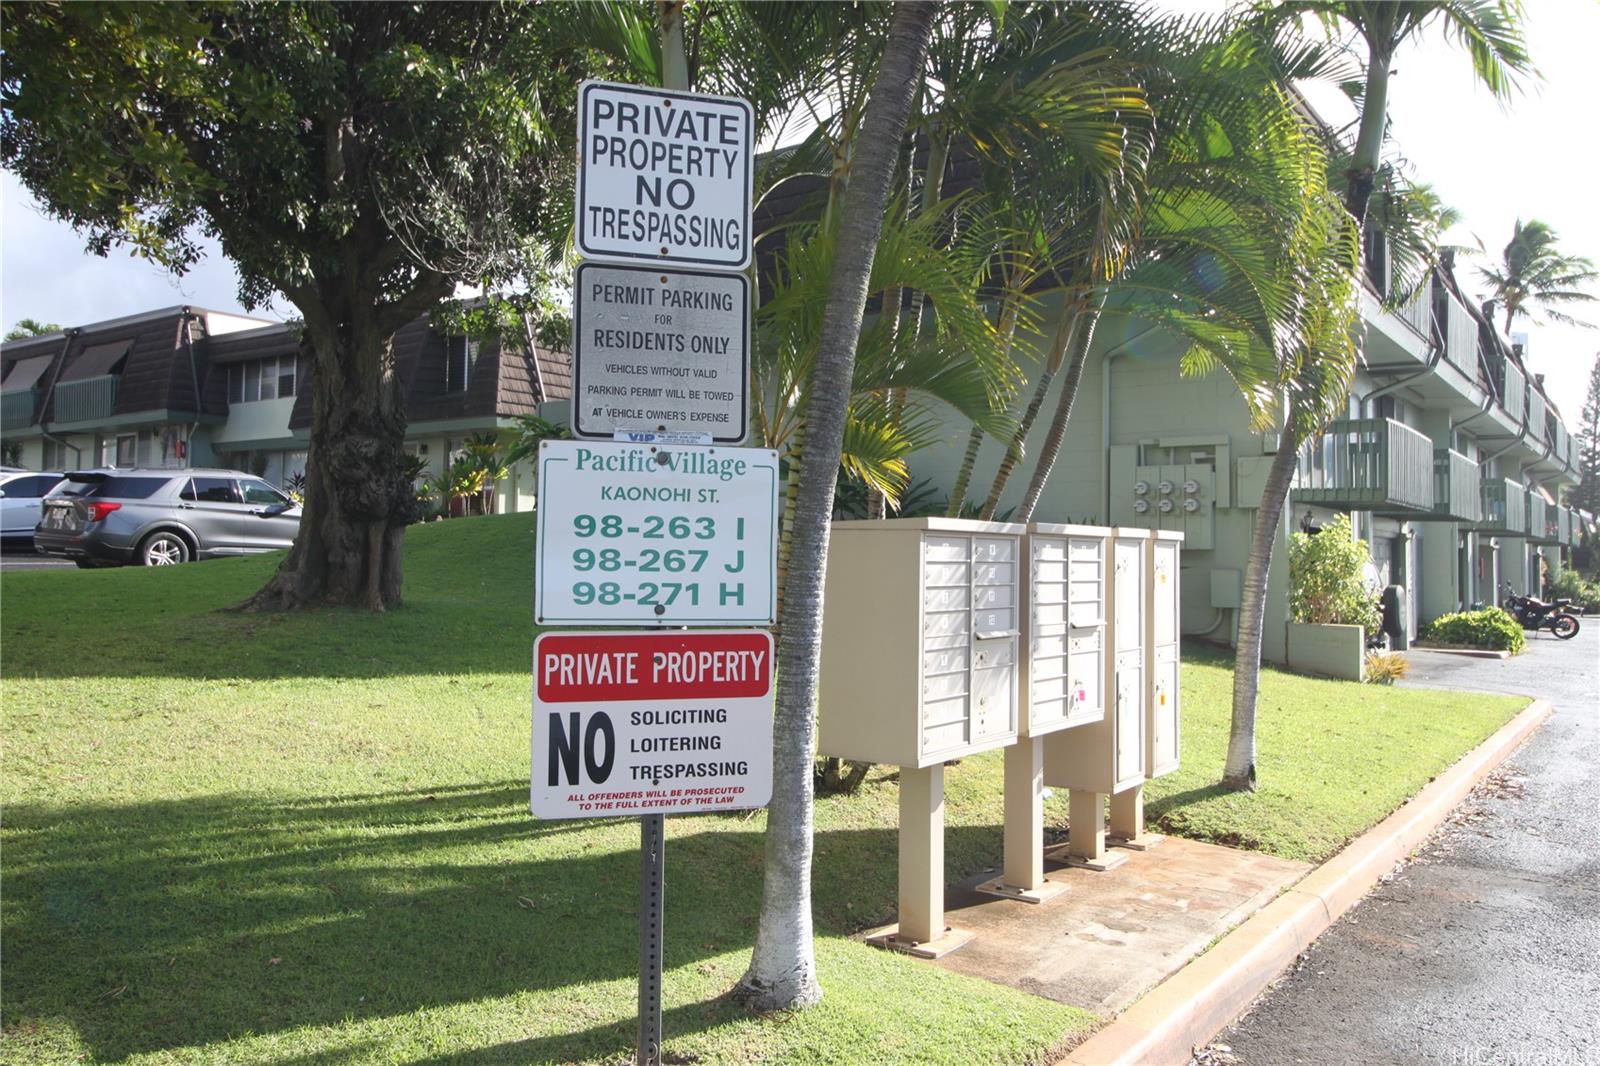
[530,630,774,819]
[576,80,753,270]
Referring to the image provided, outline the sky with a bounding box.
[3,2,1597,416]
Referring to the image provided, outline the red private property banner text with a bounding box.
[535,630,772,703]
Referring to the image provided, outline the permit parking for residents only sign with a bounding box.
[576,80,753,270]
[530,629,774,819]
[573,262,749,444]
[535,440,778,626]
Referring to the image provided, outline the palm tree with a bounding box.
[1273,1,1532,224]
[1478,218,1599,333]
[735,0,938,1014]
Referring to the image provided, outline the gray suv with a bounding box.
[35,468,301,568]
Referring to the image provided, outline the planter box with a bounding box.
[1286,622,1366,682]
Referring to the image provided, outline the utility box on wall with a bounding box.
[1147,531,1183,777]
[818,519,1025,769]
[1042,529,1150,794]
[1022,524,1112,736]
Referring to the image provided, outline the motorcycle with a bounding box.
[1500,581,1581,640]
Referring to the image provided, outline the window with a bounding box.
[181,477,241,504]
[42,440,67,471]
[2,475,61,498]
[241,480,288,507]
[445,336,478,393]
[54,475,166,500]
[115,435,135,467]
[227,356,302,403]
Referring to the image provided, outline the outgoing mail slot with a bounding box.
[819,519,1025,769]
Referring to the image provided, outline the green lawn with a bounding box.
[0,514,1527,1063]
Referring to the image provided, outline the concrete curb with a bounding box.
[1410,645,1511,660]
[1057,698,1553,1066]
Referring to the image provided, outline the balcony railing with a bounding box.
[1294,418,1435,513]
[1439,287,1478,378]
[1527,493,1559,544]
[1526,389,1547,443]
[52,374,118,424]
[1397,283,1432,339]
[1562,507,1577,546]
[1476,477,1528,536]
[1,388,40,428]
[1548,416,1564,463]
[1485,348,1526,422]
[1431,448,1481,522]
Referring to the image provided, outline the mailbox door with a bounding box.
[1151,644,1180,775]
[1152,540,1179,646]
[972,536,1019,742]
[1113,650,1145,787]
[1113,537,1145,655]
[921,534,972,760]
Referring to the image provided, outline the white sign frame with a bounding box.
[531,629,774,819]
[535,440,779,626]
[576,79,754,270]
[571,262,750,444]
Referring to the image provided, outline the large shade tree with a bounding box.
[2,3,582,610]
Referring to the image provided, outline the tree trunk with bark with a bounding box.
[235,287,445,612]
[1222,435,1300,791]
[978,301,1078,520]
[736,0,936,1013]
[1345,48,1391,225]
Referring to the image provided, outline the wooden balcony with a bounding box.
[1293,418,1435,514]
[52,375,118,424]
[1526,389,1547,444]
[1437,287,1478,378]
[2,387,40,429]
[1429,448,1481,522]
[1475,477,1528,536]
[1527,494,1559,544]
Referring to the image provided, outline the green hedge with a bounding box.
[1422,607,1526,653]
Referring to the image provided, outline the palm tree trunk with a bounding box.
[947,290,1022,517]
[773,427,805,625]
[1222,435,1300,791]
[1346,48,1391,224]
[736,0,936,1013]
[979,300,1077,520]
[1015,293,1106,523]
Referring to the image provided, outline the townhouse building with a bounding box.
[0,305,571,510]
[915,248,1589,666]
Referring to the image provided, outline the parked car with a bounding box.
[34,468,301,568]
[1,470,66,542]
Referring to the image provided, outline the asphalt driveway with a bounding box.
[1208,625,1599,1065]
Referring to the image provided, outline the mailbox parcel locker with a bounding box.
[1147,531,1183,778]
[819,518,1026,769]
[1043,529,1150,795]
[1022,524,1113,736]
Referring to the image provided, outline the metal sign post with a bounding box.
[556,76,759,1066]
[638,812,665,1066]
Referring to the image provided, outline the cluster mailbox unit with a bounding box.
[818,518,1182,955]
[819,518,1025,953]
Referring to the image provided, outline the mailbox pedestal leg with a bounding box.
[978,739,1067,903]
[1051,788,1126,871]
[1109,785,1163,850]
[868,763,975,958]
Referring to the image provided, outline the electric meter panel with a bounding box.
[1022,524,1113,736]
[819,518,1026,769]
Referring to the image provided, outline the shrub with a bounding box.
[1289,514,1382,631]
[1548,567,1600,612]
[1364,651,1411,685]
[1422,607,1525,653]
